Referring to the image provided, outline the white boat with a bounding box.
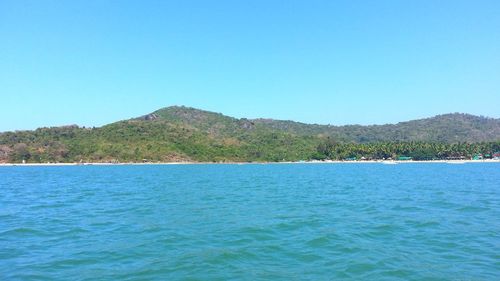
[382,161,398,165]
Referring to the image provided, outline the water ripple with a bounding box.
[0,163,499,280]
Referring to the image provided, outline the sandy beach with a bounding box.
[1,159,499,167]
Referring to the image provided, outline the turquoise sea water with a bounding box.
[1,163,499,280]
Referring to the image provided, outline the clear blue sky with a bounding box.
[1,0,499,132]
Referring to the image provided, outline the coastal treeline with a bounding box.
[1,125,498,163]
[314,139,500,161]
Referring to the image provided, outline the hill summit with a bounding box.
[137,106,500,143]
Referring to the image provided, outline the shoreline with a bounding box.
[1,159,499,167]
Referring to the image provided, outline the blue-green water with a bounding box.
[1,163,499,280]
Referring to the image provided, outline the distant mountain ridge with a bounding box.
[1,106,499,163]
[139,106,500,143]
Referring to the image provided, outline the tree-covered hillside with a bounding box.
[1,106,499,163]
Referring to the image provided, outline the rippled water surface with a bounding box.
[1,163,499,280]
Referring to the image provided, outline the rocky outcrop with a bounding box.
[143,113,159,121]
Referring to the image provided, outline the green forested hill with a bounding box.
[1,106,499,163]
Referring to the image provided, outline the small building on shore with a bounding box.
[472,154,483,160]
[397,156,412,161]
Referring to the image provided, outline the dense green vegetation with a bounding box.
[314,139,500,161]
[1,106,499,163]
